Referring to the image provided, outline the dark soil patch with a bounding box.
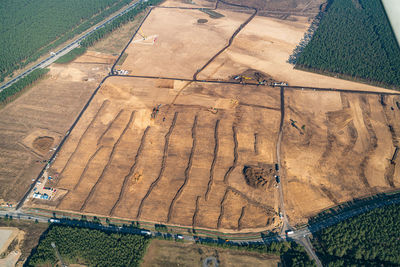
[197,18,208,24]
[32,136,54,154]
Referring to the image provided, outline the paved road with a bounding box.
[0,0,147,93]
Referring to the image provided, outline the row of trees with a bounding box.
[0,0,133,82]
[26,225,150,267]
[80,0,163,48]
[0,68,49,105]
[295,0,400,88]
[312,203,400,265]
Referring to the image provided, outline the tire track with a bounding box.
[239,102,280,111]
[97,109,124,145]
[192,195,201,227]
[359,96,377,190]
[205,119,220,200]
[227,186,274,214]
[167,115,198,222]
[217,189,229,229]
[136,112,178,219]
[193,1,257,80]
[80,111,135,212]
[109,126,151,216]
[238,205,246,231]
[56,146,104,209]
[319,185,339,205]
[223,126,238,184]
[56,100,109,185]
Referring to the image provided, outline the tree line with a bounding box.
[0,68,49,105]
[0,0,134,82]
[26,225,150,267]
[312,203,400,266]
[294,0,400,88]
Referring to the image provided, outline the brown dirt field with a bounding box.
[282,89,400,224]
[197,15,399,94]
[120,7,250,78]
[27,77,281,232]
[142,239,280,267]
[0,54,113,204]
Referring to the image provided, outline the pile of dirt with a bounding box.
[243,165,275,188]
[32,136,54,154]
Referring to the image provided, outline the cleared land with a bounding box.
[141,239,280,267]
[30,76,281,232]
[282,90,400,224]
[197,13,399,93]
[0,51,116,205]
[120,7,250,78]
[20,0,400,230]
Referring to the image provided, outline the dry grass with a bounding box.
[141,239,280,267]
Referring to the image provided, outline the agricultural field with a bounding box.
[0,52,116,205]
[142,239,280,267]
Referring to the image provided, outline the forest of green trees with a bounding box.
[26,225,150,266]
[0,0,134,82]
[295,0,400,88]
[312,203,400,266]
[0,68,49,105]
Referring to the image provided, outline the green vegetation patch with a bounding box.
[199,8,225,19]
[55,47,87,64]
[80,0,163,48]
[296,0,400,88]
[312,203,400,265]
[26,225,150,267]
[0,68,49,106]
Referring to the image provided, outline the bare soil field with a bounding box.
[0,54,114,205]
[120,7,250,78]
[28,76,281,232]
[141,239,280,267]
[282,89,400,224]
[19,0,400,230]
[197,14,399,94]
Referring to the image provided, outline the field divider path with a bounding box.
[136,112,179,219]
[109,126,151,216]
[192,0,257,80]
[97,109,124,145]
[167,115,198,222]
[56,100,109,186]
[217,189,229,228]
[237,205,246,230]
[80,110,135,212]
[56,145,105,209]
[205,119,220,200]
[223,126,238,184]
[192,195,201,227]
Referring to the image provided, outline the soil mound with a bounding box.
[243,165,275,188]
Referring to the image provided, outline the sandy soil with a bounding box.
[0,53,112,204]
[282,89,400,224]
[197,15,399,94]
[141,239,280,267]
[27,76,281,232]
[120,7,250,78]
[0,227,18,255]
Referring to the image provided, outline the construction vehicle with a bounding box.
[151,104,162,119]
[207,107,218,114]
[138,30,147,40]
